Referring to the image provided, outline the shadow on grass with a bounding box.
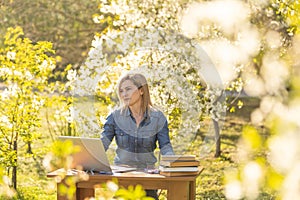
[221,133,240,146]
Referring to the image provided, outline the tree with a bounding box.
[0,165,15,198]
[69,0,243,157]
[0,26,58,189]
[223,0,300,199]
[180,0,267,156]
[0,0,103,69]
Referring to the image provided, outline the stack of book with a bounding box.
[159,155,200,176]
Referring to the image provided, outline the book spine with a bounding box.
[159,166,199,172]
[160,161,199,167]
[160,171,199,176]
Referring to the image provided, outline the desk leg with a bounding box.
[76,188,94,200]
[168,181,189,200]
[189,180,196,200]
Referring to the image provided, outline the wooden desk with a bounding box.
[47,168,203,200]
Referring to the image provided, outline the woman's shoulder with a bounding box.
[105,108,123,124]
[108,107,130,118]
[149,106,166,118]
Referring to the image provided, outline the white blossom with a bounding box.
[0,67,12,77]
[0,116,13,129]
[6,51,16,60]
[25,71,33,80]
[67,69,77,82]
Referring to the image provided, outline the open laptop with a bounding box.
[58,136,136,174]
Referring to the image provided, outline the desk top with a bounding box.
[47,167,204,181]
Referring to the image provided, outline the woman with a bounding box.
[101,73,174,199]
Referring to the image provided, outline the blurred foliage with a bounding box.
[0,0,104,70]
[44,140,88,200]
[45,140,154,200]
[45,140,81,171]
[0,0,300,199]
[115,184,154,200]
[95,179,154,200]
[224,1,300,199]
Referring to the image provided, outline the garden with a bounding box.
[1,0,300,199]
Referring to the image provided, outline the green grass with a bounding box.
[195,115,242,199]
[15,146,56,199]
[13,97,270,200]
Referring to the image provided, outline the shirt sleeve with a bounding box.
[100,113,115,151]
[157,115,174,155]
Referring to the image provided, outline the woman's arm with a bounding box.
[157,116,174,155]
[100,113,115,151]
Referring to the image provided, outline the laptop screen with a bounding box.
[58,136,112,173]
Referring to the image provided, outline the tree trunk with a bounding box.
[67,122,72,136]
[27,142,33,154]
[12,140,17,190]
[213,119,221,157]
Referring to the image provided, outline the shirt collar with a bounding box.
[124,107,150,121]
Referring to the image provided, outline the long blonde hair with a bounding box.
[117,73,152,114]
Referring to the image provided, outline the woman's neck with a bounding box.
[129,103,144,127]
[129,103,143,116]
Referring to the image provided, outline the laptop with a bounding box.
[58,136,136,174]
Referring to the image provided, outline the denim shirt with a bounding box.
[101,107,174,168]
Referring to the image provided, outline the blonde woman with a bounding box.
[101,73,174,199]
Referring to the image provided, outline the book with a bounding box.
[160,155,196,162]
[160,160,200,167]
[159,166,199,172]
[159,166,204,177]
[159,171,199,177]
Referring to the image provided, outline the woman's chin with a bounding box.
[123,101,130,106]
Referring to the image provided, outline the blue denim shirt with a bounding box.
[101,107,174,168]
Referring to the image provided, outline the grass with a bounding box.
[13,97,265,200]
[192,115,242,199]
[15,142,57,200]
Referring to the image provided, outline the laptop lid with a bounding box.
[58,136,112,173]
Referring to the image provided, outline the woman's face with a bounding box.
[119,80,142,106]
